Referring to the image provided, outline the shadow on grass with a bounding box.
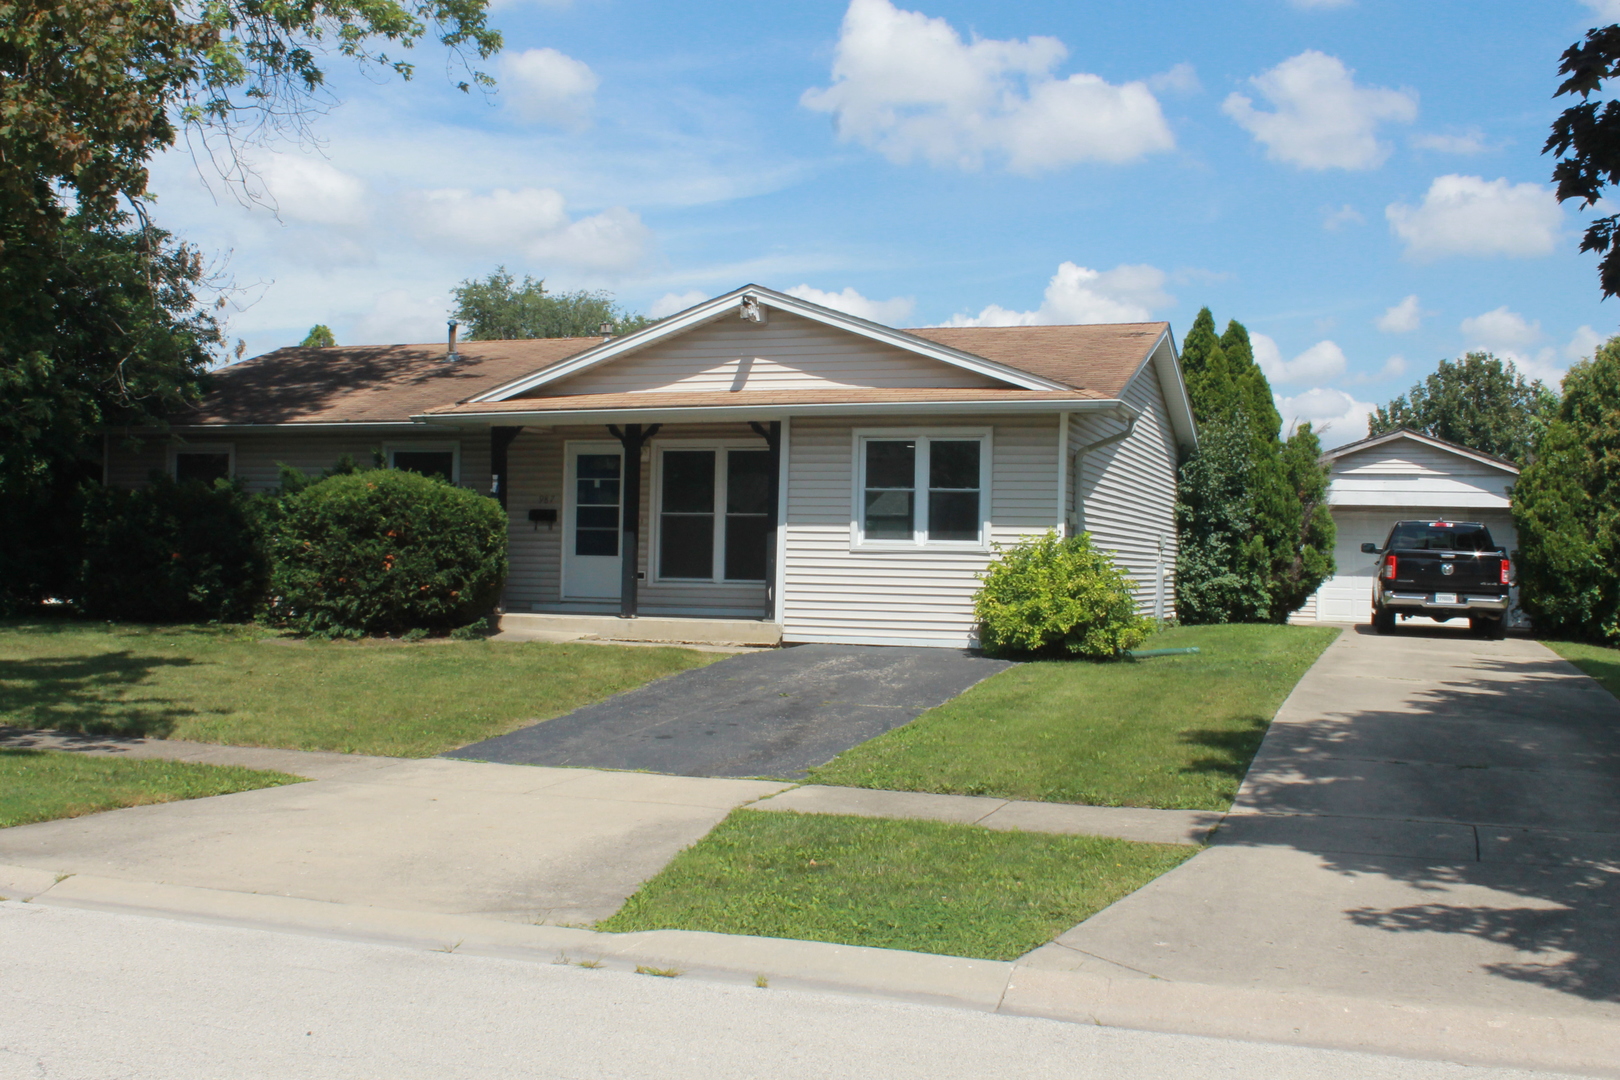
[0,651,202,738]
[1177,715,1271,784]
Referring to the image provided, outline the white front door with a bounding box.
[562,443,623,600]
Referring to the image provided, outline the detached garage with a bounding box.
[1294,429,1522,625]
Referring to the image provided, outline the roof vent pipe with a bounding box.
[446,319,460,363]
[599,321,614,340]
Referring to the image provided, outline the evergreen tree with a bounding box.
[300,324,336,348]
[1174,308,1335,623]
[1368,353,1558,466]
[1513,337,1620,642]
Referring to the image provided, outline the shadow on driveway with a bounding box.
[443,643,1013,780]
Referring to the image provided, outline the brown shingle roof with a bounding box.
[905,322,1168,397]
[175,338,598,425]
[171,321,1167,426]
[426,386,1107,417]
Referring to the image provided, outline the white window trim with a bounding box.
[384,441,461,484]
[849,427,992,551]
[651,439,774,586]
[168,442,235,481]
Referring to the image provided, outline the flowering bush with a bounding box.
[974,531,1151,658]
[265,470,506,636]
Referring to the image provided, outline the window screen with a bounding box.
[927,440,980,542]
[174,452,230,485]
[863,440,915,540]
[660,450,716,579]
[724,450,772,581]
[392,450,455,482]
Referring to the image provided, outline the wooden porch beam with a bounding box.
[607,423,661,618]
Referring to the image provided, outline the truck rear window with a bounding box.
[1387,522,1496,551]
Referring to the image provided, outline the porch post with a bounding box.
[749,421,782,621]
[489,426,522,509]
[608,423,660,618]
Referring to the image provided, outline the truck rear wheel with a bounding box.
[1471,615,1507,639]
[1373,606,1396,634]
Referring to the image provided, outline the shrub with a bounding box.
[266,469,507,636]
[1513,338,1620,643]
[974,531,1152,658]
[78,476,269,622]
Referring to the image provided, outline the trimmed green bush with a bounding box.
[974,531,1152,658]
[266,469,507,636]
[78,477,269,622]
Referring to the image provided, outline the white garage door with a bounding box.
[1310,507,1523,624]
[1317,510,1391,622]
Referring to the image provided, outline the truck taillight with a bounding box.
[1382,554,1397,581]
[1500,559,1510,585]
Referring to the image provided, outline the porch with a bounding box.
[496,611,782,647]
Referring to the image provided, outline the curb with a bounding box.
[4,863,1616,1077]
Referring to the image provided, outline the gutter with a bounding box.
[412,397,1126,427]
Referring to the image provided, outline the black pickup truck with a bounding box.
[1362,520,1511,638]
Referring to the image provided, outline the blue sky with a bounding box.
[151,0,1620,446]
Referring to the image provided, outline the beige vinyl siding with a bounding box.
[1068,361,1180,620]
[539,310,1007,396]
[780,413,1060,647]
[1327,442,1515,509]
[105,432,490,494]
[503,423,769,617]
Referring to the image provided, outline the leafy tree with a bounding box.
[1368,353,1558,465]
[1513,337,1620,643]
[300,324,336,348]
[1174,307,1334,623]
[451,267,654,339]
[1547,24,1620,298]
[0,0,501,516]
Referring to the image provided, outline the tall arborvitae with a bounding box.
[1175,308,1335,623]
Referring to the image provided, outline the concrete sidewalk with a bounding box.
[1043,625,1620,1028]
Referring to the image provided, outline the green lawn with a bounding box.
[598,809,1195,960]
[0,620,718,757]
[810,623,1340,810]
[0,748,302,830]
[1542,640,1620,700]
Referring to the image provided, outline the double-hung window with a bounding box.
[855,431,989,547]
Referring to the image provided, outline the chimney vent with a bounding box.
[599,321,614,339]
[446,319,460,362]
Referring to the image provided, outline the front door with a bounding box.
[563,443,623,599]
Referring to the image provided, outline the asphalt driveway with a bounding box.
[1036,624,1620,1025]
[444,643,1013,779]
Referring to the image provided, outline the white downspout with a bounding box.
[1068,405,1140,537]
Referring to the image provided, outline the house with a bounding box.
[105,285,1196,648]
[1294,428,1523,625]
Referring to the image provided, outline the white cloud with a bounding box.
[1253,334,1347,384]
[1379,355,1407,380]
[784,284,916,324]
[1565,324,1606,362]
[942,262,1171,326]
[1581,1,1620,24]
[1274,388,1376,448]
[501,48,599,129]
[1223,51,1416,170]
[1411,128,1490,154]
[353,288,454,345]
[1386,175,1562,260]
[800,0,1174,173]
[1460,306,1541,351]
[1322,204,1363,231]
[406,187,650,271]
[254,153,371,226]
[1375,294,1426,334]
[1458,307,1571,386]
[1147,63,1201,95]
[647,290,710,319]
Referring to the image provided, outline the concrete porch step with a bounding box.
[496,612,783,647]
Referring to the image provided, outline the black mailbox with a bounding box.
[527,507,558,528]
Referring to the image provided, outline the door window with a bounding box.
[574,453,621,557]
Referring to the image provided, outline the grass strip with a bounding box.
[810,623,1340,810]
[598,809,1196,961]
[0,620,718,757]
[0,748,303,829]
[1542,640,1620,701]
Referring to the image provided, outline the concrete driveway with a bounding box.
[1034,624,1620,1024]
[445,643,1013,779]
[0,754,786,925]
